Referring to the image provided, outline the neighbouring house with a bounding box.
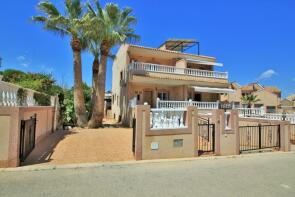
[278,94,295,113]
[221,82,281,113]
[112,39,234,126]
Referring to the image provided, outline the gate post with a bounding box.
[279,122,291,152]
[214,109,240,156]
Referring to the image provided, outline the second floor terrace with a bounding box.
[129,61,229,84]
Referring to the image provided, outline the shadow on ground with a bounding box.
[22,130,77,166]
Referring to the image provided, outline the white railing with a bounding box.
[129,62,228,79]
[0,81,54,107]
[150,108,187,129]
[156,99,219,110]
[264,113,295,124]
[237,108,265,117]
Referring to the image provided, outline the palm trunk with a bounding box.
[71,38,87,127]
[88,57,100,128]
[96,44,110,126]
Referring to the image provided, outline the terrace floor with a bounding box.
[23,126,135,166]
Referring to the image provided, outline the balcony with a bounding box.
[129,62,228,80]
[156,99,219,110]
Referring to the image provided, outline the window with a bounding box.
[137,94,140,101]
[157,92,169,100]
[266,106,276,113]
[120,71,123,81]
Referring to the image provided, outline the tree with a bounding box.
[85,1,139,127]
[32,0,87,127]
[241,94,260,108]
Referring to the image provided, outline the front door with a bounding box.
[143,91,153,106]
[194,93,201,101]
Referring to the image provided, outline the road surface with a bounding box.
[1,152,295,197]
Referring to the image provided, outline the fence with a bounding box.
[239,125,280,152]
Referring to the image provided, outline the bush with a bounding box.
[17,88,27,106]
[33,92,51,106]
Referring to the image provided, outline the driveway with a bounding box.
[1,152,295,197]
[23,127,134,166]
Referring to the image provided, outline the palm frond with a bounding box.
[37,1,60,17]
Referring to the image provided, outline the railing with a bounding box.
[129,62,228,79]
[264,113,295,124]
[150,108,187,129]
[156,99,219,110]
[237,108,265,117]
[0,80,55,107]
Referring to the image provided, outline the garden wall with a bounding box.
[0,106,56,168]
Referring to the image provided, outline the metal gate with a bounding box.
[132,118,136,153]
[19,115,37,162]
[239,125,280,152]
[198,122,215,155]
[290,124,295,145]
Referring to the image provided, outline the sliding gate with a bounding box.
[239,125,280,152]
[19,115,37,162]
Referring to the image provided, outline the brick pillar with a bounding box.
[214,109,240,156]
[134,105,150,160]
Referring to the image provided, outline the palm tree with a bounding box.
[32,0,87,127]
[84,1,139,127]
[241,94,260,108]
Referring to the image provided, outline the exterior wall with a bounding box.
[0,106,56,168]
[253,90,280,111]
[112,45,130,122]
[134,105,198,160]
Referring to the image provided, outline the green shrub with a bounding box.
[17,88,27,106]
[33,92,51,106]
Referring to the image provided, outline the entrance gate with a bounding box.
[239,125,280,152]
[19,114,37,162]
[198,118,215,155]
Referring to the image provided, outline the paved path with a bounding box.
[23,128,134,166]
[1,152,295,197]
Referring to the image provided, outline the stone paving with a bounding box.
[23,127,134,166]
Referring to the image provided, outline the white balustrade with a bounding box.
[130,62,228,79]
[237,108,264,117]
[156,99,219,110]
[0,81,55,107]
[150,108,187,129]
[264,113,295,124]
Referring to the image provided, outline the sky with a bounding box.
[0,0,294,97]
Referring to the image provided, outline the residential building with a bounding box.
[222,82,281,113]
[278,94,295,113]
[112,39,233,125]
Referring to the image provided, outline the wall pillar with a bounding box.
[280,123,291,152]
[214,109,240,156]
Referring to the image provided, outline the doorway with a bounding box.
[143,91,153,106]
[194,93,201,101]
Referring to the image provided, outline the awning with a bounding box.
[192,86,235,94]
[186,58,223,67]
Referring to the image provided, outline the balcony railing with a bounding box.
[129,62,228,79]
[156,99,219,110]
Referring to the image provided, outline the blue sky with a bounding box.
[0,0,294,97]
